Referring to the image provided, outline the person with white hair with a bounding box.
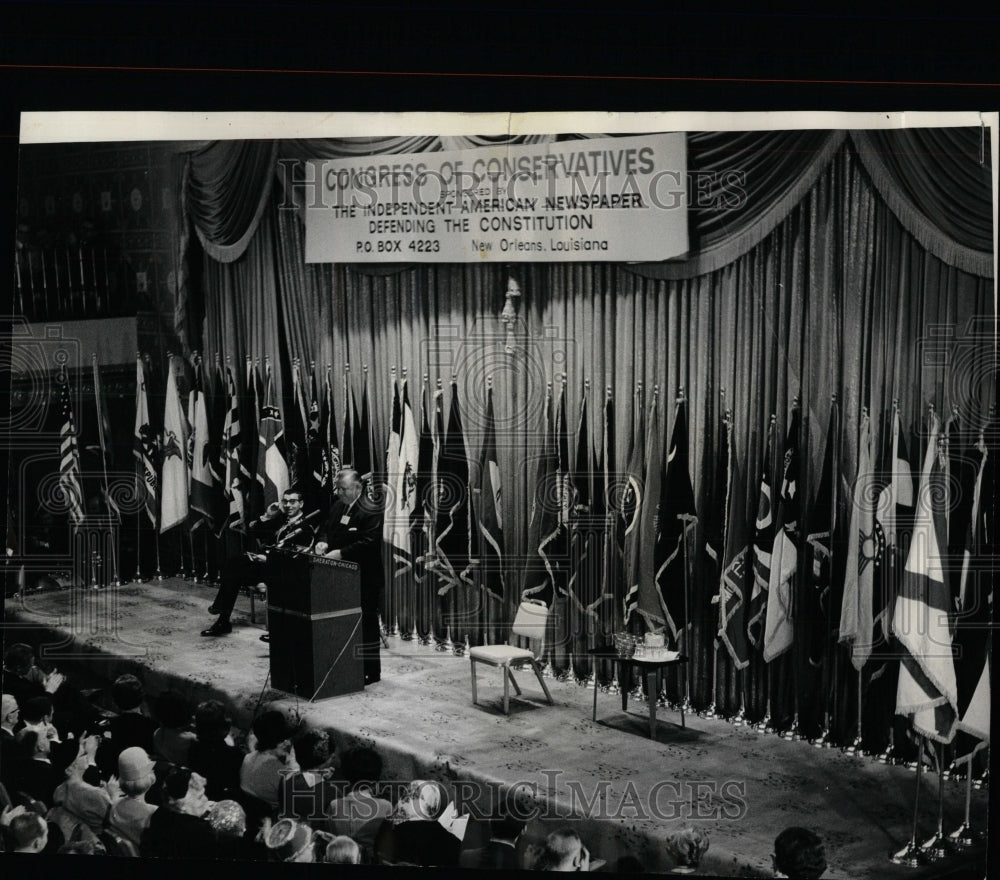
[372,779,462,866]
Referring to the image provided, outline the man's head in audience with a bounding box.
[491,814,526,844]
[1,693,17,734]
[252,709,295,755]
[118,747,157,798]
[56,839,106,855]
[16,727,49,761]
[773,827,827,879]
[7,811,49,853]
[2,643,35,677]
[292,728,332,772]
[162,767,210,817]
[534,828,589,871]
[324,835,361,864]
[341,746,382,791]
[194,700,232,743]
[665,825,710,871]
[207,800,246,839]
[395,779,449,822]
[111,674,145,713]
[19,695,54,729]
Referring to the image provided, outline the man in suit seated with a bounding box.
[459,813,526,870]
[201,488,317,638]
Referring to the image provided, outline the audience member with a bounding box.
[459,813,526,870]
[97,675,157,778]
[240,710,298,809]
[150,689,197,766]
[140,767,217,860]
[3,806,49,854]
[373,779,461,867]
[47,753,118,844]
[665,826,710,873]
[188,700,244,802]
[279,728,338,825]
[615,854,646,873]
[531,827,591,871]
[11,727,62,806]
[324,834,361,864]
[262,816,315,862]
[773,827,827,879]
[326,745,392,852]
[107,747,158,847]
[2,644,63,707]
[209,798,266,860]
[0,694,20,791]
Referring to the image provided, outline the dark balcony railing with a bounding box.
[14,246,136,321]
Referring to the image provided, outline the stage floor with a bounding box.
[4,578,990,877]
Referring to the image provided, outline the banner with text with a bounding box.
[304,133,688,263]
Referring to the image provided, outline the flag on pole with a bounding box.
[92,357,118,519]
[621,390,647,626]
[289,360,311,490]
[222,365,248,531]
[566,388,601,617]
[324,366,341,480]
[246,359,265,521]
[434,380,471,596]
[601,391,623,626]
[384,376,402,546]
[747,418,776,650]
[806,399,838,668]
[342,373,355,471]
[206,358,229,530]
[188,358,215,529]
[477,384,505,599]
[306,364,328,499]
[763,405,800,663]
[390,379,420,579]
[522,386,559,605]
[256,365,290,509]
[948,423,992,762]
[411,381,436,591]
[160,356,190,533]
[718,415,750,669]
[134,356,158,526]
[636,392,664,632]
[892,411,957,743]
[653,398,699,644]
[355,374,374,487]
[838,412,880,670]
[58,375,86,525]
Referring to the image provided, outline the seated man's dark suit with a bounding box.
[316,494,384,683]
[209,508,317,622]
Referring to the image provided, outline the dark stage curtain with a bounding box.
[189,131,993,742]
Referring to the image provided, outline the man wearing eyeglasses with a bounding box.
[314,469,385,684]
[201,488,317,638]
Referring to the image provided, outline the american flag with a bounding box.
[59,377,86,525]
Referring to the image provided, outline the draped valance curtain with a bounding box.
[184,127,994,733]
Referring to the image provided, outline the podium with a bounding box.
[265,549,365,700]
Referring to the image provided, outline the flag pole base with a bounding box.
[809,728,830,749]
[844,736,865,756]
[781,715,802,741]
[918,832,953,861]
[700,702,717,719]
[155,570,164,582]
[875,745,899,765]
[890,840,926,867]
[730,707,746,728]
[973,769,988,791]
[438,627,454,653]
[606,670,621,696]
[390,616,401,637]
[946,822,984,848]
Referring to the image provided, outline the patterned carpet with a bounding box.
[5,578,989,877]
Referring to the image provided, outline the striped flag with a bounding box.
[522,386,560,605]
[256,365,290,508]
[806,400,838,668]
[390,379,420,579]
[763,406,800,663]
[718,415,750,669]
[384,377,402,546]
[325,366,341,480]
[246,359,265,521]
[434,380,471,596]
[636,393,664,631]
[134,356,158,526]
[653,399,698,644]
[949,423,992,763]
[58,376,86,525]
[892,412,957,742]
[621,390,647,626]
[188,358,215,528]
[355,376,374,488]
[222,365,248,531]
[159,356,190,533]
[476,384,504,599]
[92,357,118,519]
[747,418,776,650]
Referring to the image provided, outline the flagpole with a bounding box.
[891,735,928,866]
[948,758,986,846]
[147,353,163,581]
[845,666,864,754]
[677,387,693,716]
[919,743,954,859]
[814,394,838,749]
[92,353,120,587]
[187,526,198,583]
[784,399,803,742]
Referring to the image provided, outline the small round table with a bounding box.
[587,647,689,738]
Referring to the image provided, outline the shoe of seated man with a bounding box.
[200,618,232,637]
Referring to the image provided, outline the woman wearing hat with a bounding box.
[140,766,217,859]
[107,746,158,847]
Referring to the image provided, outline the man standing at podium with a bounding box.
[201,488,317,638]
[314,469,384,684]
